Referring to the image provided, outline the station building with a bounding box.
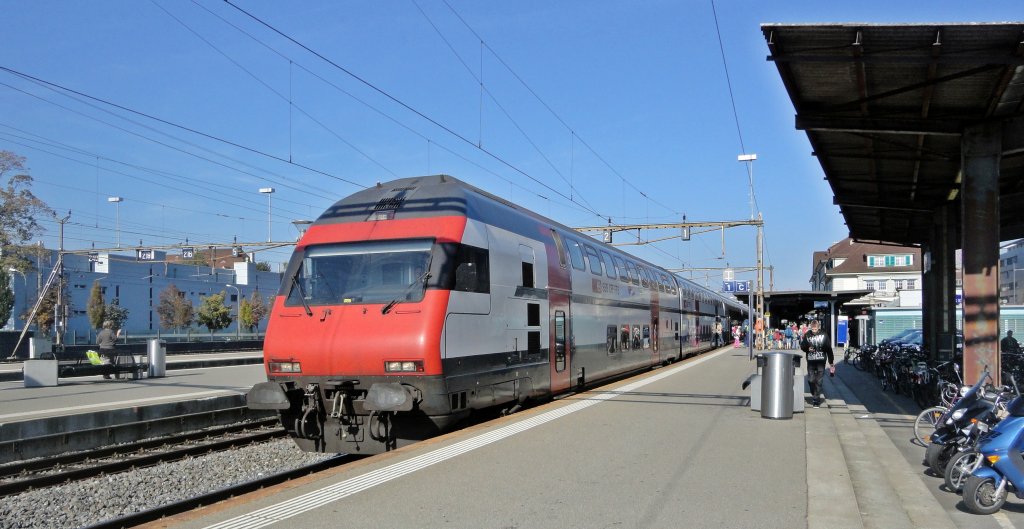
[4,248,283,343]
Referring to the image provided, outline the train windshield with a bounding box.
[285,239,433,307]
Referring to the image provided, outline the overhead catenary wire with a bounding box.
[439,0,681,219]
[188,0,602,221]
[221,0,605,221]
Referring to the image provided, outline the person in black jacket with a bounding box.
[800,319,834,408]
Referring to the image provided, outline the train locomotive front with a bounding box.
[247,178,497,454]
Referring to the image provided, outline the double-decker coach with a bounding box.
[248,175,746,454]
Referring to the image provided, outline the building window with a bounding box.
[907,279,916,289]
[865,280,875,291]
[876,280,887,291]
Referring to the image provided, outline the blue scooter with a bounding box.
[964,377,1024,515]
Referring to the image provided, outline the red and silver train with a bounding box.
[248,175,748,454]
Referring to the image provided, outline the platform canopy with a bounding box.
[762,23,1024,245]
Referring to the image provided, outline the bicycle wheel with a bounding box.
[913,406,947,446]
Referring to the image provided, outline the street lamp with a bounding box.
[107,196,123,248]
[225,284,241,339]
[259,188,275,242]
[737,154,757,221]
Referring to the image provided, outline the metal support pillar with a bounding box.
[923,204,958,362]
[961,123,1001,385]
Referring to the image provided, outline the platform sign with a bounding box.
[136,249,155,261]
[721,280,751,293]
[837,316,848,345]
[955,294,962,305]
[181,247,195,259]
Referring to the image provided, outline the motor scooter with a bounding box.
[964,386,1024,515]
[925,371,1002,476]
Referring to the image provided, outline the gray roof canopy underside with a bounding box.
[762,23,1024,245]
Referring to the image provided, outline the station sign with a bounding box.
[721,280,751,293]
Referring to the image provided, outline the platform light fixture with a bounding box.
[736,154,757,221]
[259,188,275,242]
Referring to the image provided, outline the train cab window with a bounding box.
[554,311,567,372]
[600,251,617,280]
[452,245,490,294]
[284,239,433,306]
[625,262,640,285]
[583,244,603,276]
[613,255,630,282]
[566,239,586,271]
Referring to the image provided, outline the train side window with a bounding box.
[583,244,603,276]
[454,245,490,293]
[528,331,541,353]
[599,251,617,279]
[613,256,630,282]
[551,230,567,268]
[554,311,567,372]
[527,303,540,326]
[620,324,631,350]
[566,239,586,271]
[522,262,535,288]
[606,325,617,354]
[636,265,650,288]
[625,262,640,285]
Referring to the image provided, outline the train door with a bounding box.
[549,293,572,393]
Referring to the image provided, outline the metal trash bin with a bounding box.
[147,339,167,378]
[761,352,797,419]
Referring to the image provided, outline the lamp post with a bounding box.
[259,188,275,242]
[107,196,123,248]
[737,154,757,221]
[225,284,241,339]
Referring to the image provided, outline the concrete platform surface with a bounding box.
[166,349,810,529]
[0,350,264,382]
[0,363,267,423]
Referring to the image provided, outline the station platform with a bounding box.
[150,347,1005,529]
[0,350,264,382]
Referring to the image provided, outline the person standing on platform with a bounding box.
[800,319,834,408]
[713,319,723,347]
[96,320,120,380]
[1001,330,1020,354]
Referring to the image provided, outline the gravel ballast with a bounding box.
[0,439,334,529]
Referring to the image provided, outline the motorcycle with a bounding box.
[963,380,1024,515]
[924,371,1003,476]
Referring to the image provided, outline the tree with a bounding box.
[86,281,105,329]
[157,284,193,331]
[197,291,232,337]
[34,276,68,338]
[254,261,272,272]
[0,151,55,270]
[238,290,269,332]
[0,268,13,327]
[105,299,129,332]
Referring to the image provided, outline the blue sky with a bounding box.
[0,1,1017,290]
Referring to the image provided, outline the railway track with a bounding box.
[81,455,352,529]
[0,418,285,497]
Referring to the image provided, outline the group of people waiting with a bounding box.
[763,323,808,350]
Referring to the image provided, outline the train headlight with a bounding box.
[385,360,424,372]
[269,361,302,373]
